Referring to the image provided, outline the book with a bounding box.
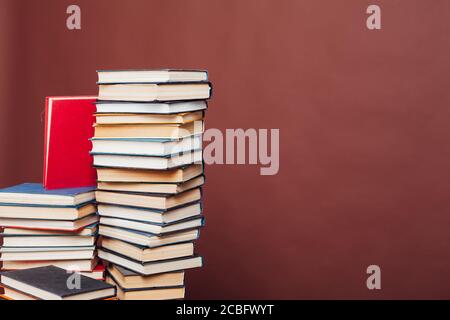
[0,214,99,232]
[0,266,116,300]
[101,238,194,262]
[107,264,184,288]
[97,69,208,84]
[0,202,96,220]
[95,100,207,114]
[0,247,95,261]
[93,150,203,170]
[0,291,117,301]
[95,111,204,125]
[98,202,202,224]
[0,183,95,206]
[92,68,210,299]
[0,224,98,236]
[0,235,95,247]
[98,249,202,275]
[98,82,212,102]
[99,226,200,248]
[106,275,185,300]
[96,164,203,183]
[91,135,202,157]
[99,216,204,236]
[0,258,98,272]
[97,175,205,195]
[82,263,105,280]
[1,287,34,300]
[94,121,204,139]
[43,97,97,189]
[0,288,118,301]
[95,188,202,210]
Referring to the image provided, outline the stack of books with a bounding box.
[92,69,212,300]
[0,266,115,300]
[0,183,104,283]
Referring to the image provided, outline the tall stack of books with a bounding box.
[93,69,212,300]
[0,184,104,283]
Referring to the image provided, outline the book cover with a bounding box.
[43,96,98,190]
[0,183,95,197]
[0,266,115,299]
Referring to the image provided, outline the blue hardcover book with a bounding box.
[0,183,96,207]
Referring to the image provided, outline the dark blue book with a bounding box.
[0,266,115,300]
[0,183,96,207]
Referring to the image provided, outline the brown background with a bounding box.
[1,0,450,299]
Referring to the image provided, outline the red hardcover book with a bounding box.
[43,96,97,190]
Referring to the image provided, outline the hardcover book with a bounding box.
[97,69,208,84]
[99,215,204,236]
[0,266,115,300]
[43,96,98,190]
[94,111,204,125]
[97,175,205,195]
[99,226,200,248]
[95,100,207,115]
[98,82,212,102]
[95,188,202,210]
[1,259,98,272]
[0,223,98,236]
[98,202,202,224]
[100,238,194,262]
[106,275,185,300]
[98,248,202,275]
[96,164,204,183]
[91,135,202,157]
[0,183,95,206]
[93,150,203,170]
[107,264,184,288]
[0,214,99,232]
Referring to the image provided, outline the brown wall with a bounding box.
[1,0,450,299]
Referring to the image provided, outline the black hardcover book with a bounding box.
[0,266,116,300]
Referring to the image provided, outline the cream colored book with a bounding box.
[97,69,208,84]
[94,121,204,139]
[101,238,194,262]
[98,249,202,275]
[107,264,184,289]
[95,111,204,125]
[95,188,201,210]
[98,83,211,102]
[97,176,204,195]
[93,150,202,170]
[106,276,185,300]
[98,226,200,248]
[96,164,203,183]
[1,258,98,272]
[0,203,96,220]
[91,135,202,157]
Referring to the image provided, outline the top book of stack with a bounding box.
[97,69,212,103]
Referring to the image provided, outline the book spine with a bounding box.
[42,97,50,188]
